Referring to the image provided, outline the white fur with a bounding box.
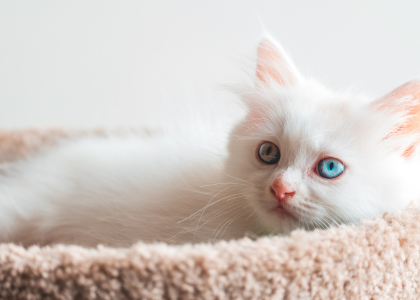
[0,123,257,246]
[1,36,419,246]
[226,78,420,235]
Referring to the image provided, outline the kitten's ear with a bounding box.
[256,36,302,87]
[371,80,420,157]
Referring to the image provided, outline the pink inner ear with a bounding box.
[245,104,266,125]
[256,40,295,86]
[379,81,420,157]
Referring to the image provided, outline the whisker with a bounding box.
[219,209,251,241]
[179,186,238,224]
[192,185,240,242]
[246,211,256,221]
[213,210,251,242]
[200,197,251,228]
[199,199,249,225]
[223,172,257,187]
[179,192,249,225]
[199,182,248,188]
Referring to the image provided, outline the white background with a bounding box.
[0,1,419,129]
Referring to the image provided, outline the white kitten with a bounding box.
[1,35,419,247]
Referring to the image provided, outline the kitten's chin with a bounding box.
[270,204,299,222]
[253,200,302,233]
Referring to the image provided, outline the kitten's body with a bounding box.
[0,125,256,246]
[1,35,420,247]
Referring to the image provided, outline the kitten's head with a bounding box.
[225,35,420,234]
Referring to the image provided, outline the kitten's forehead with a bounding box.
[259,82,361,161]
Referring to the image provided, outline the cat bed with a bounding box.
[0,130,419,300]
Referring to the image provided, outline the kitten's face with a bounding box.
[224,36,420,234]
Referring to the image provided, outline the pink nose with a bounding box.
[271,180,295,202]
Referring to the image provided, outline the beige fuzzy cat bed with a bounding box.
[0,129,419,300]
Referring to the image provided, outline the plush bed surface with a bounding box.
[0,130,419,300]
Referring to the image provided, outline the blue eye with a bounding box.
[317,158,345,179]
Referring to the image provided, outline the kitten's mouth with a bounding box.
[272,204,288,213]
